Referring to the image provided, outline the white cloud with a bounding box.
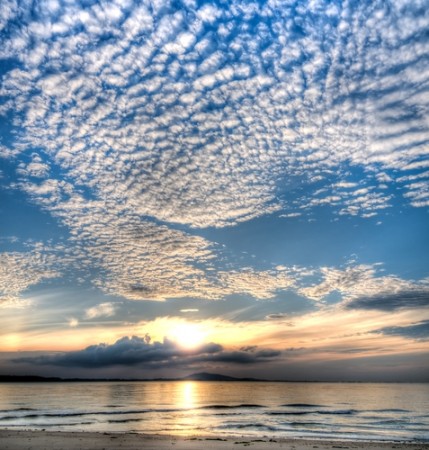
[0,0,428,303]
[85,302,118,320]
[196,4,221,23]
[69,317,79,327]
[2,0,427,230]
[0,248,61,307]
[300,264,429,304]
[219,269,295,299]
[15,174,296,301]
[279,212,302,218]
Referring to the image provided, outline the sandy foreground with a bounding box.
[0,431,428,450]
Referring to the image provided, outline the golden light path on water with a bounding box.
[176,382,201,434]
[132,381,206,436]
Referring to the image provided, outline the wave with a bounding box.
[0,408,35,413]
[1,403,267,418]
[372,420,427,426]
[4,421,94,428]
[219,423,278,431]
[199,404,264,410]
[267,409,358,416]
[281,404,325,408]
[317,409,358,415]
[0,409,151,420]
[373,408,410,413]
[107,418,143,424]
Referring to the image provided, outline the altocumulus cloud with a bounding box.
[0,0,428,303]
[299,264,429,307]
[14,335,282,368]
[0,245,61,307]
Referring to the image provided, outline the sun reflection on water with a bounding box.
[181,381,196,409]
[173,381,204,435]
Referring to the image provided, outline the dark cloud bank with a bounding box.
[375,320,429,341]
[14,335,281,369]
[347,290,429,311]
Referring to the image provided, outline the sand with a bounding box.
[0,431,428,450]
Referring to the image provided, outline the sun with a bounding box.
[170,323,206,350]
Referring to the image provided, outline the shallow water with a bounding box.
[0,381,428,442]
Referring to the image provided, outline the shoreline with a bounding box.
[1,430,428,450]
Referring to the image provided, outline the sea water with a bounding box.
[0,382,428,442]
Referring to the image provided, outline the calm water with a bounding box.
[0,382,428,442]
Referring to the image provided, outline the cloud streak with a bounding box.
[374,320,429,341]
[347,290,429,311]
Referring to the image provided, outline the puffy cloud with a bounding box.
[14,335,281,368]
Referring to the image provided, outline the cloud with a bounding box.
[68,318,79,327]
[218,269,294,300]
[299,264,429,307]
[279,213,302,218]
[14,335,281,368]
[16,153,50,178]
[1,0,427,232]
[347,290,429,311]
[265,314,293,324]
[374,320,429,341]
[0,0,428,304]
[4,164,297,301]
[0,246,61,307]
[84,302,118,320]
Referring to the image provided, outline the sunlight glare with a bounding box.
[170,323,206,349]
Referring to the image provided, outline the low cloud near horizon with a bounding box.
[13,335,282,369]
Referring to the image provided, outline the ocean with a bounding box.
[0,381,428,442]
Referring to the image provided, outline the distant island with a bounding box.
[0,372,265,383]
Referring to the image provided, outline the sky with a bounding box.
[0,0,429,382]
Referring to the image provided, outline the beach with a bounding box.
[1,430,429,450]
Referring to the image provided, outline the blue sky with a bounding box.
[0,0,428,380]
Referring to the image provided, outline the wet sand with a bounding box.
[1,430,428,450]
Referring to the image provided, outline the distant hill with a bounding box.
[183,372,264,382]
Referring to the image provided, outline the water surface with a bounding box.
[0,381,428,442]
